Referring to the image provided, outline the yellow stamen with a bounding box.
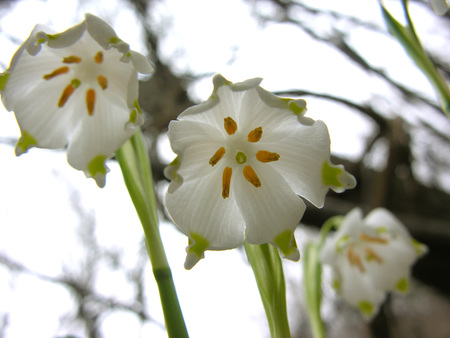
[256,150,280,163]
[97,75,108,90]
[347,248,365,273]
[209,147,226,166]
[222,167,232,198]
[94,51,104,64]
[224,117,237,135]
[58,84,75,107]
[62,56,82,64]
[243,165,261,188]
[365,248,383,263]
[86,89,96,116]
[248,127,263,142]
[360,233,388,244]
[43,66,69,80]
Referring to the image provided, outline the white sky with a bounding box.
[0,0,449,337]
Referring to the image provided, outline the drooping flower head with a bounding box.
[165,74,356,269]
[0,14,153,187]
[320,208,427,320]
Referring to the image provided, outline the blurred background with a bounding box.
[1,0,449,337]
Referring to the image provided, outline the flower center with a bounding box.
[42,50,109,116]
[208,116,281,199]
[345,233,388,273]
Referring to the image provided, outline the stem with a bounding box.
[244,243,291,338]
[116,130,188,338]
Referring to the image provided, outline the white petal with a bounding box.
[66,86,135,187]
[129,50,154,74]
[233,163,305,260]
[337,255,386,320]
[44,21,87,49]
[259,117,332,207]
[84,13,119,50]
[165,166,246,260]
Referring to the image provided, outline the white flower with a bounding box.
[320,208,427,320]
[165,74,356,269]
[429,0,449,15]
[0,14,153,187]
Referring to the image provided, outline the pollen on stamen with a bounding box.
[360,233,388,244]
[62,56,82,64]
[224,117,237,135]
[97,75,108,90]
[58,83,75,107]
[86,89,96,116]
[43,66,69,80]
[248,127,263,142]
[94,51,104,64]
[243,165,261,188]
[365,248,383,263]
[347,248,365,273]
[209,147,226,166]
[256,150,280,163]
[222,167,232,198]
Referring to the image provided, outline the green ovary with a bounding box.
[235,151,247,164]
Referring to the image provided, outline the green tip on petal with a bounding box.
[46,33,59,40]
[273,230,300,261]
[185,233,210,270]
[109,36,123,45]
[411,239,428,256]
[332,278,341,291]
[396,277,409,293]
[288,100,307,116]
[87,155,108,188]
[0,72,10,91]
[358,300,374,317]
[322,160,356,192]
[15,131,38,156]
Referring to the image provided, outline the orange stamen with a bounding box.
[256,150,280,163]
[43,66,69,80]
[222,167,232,198]
[360,233,388,244]
[347,248,365,273]
[58,84,75,107]
[224,117,237,135]
[365,248,383,263]
[248,127,262,142]
[209,147,226,166]
[62,56,82,64]
[94,51,104,64]
[86,89,96,116]
[243,165,261,188]
[97,75,108,90]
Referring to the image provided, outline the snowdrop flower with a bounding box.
[429,0,449,15]
[320,208,427,320]
[165,74,356,269]
[0,14,153,187]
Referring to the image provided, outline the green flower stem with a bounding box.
[380,0,450,117]
[304,216,343,338]
[244,243,291,338]
[116,130,188,338]
[303,242,325,338]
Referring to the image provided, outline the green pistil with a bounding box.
[71,78,81,88]
[235,151,247,164]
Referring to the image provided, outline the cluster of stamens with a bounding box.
[209,116,281,199]
[43,51,108,116]
[346,233,388,273]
